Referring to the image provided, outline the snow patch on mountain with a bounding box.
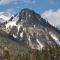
[36,39,43,50]
[5,21,16,29]
[49,32,60,46]
[28,35,34,49]
[13,34,17,38]
[20,32,23,38]
[0,15,10,21]
[5,13,19,29]
[0,12,12,23]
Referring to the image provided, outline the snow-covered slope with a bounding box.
[49,32,60,46]
[0,12,12,23]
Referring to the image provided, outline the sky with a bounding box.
[0,0,60,26]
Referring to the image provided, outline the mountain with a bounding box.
[1,8,60,51]
[0,12,12,23]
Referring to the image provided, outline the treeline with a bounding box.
[0,47,60,60]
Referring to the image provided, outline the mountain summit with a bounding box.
[3,8,60,50]
[16,8,41,26]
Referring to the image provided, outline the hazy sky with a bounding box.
[0,0,60,26]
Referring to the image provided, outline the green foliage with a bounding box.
[13,47,60,60]
[0,45,60,60]
[3,49,10,60]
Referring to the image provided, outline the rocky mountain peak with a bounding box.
[16,8,42,26]
[4,8,60,50]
